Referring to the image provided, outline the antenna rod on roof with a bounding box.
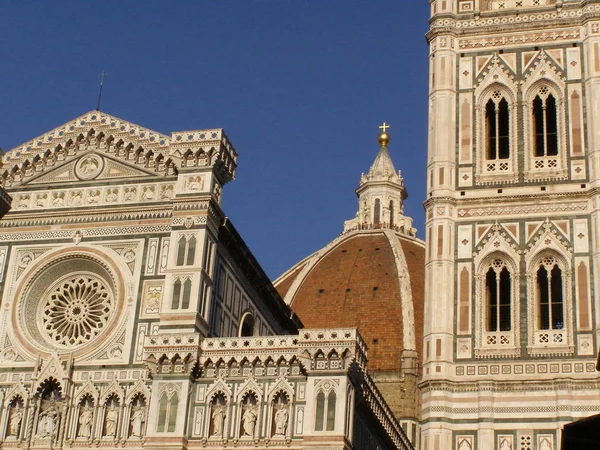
[96,70,107,111]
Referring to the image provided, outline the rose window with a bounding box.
[42,275,114,346]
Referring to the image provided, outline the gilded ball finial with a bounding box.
[378,122,391,147]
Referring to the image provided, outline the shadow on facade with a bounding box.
[561,414,600,450]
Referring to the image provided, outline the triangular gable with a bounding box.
[32,352,72,385]
[125,378,151,404]
[23,151,159,186]
[74,380,100,404]
[474,222,521,268]
[3,383,29,407]
[522,50,566,92]
[1,110,236,188]
[267,376,294,400]
[4,111,170,167]
[236,377,264,402]
[474,54,517,92]
[206,378,233,402]
[525,219,572,261]
[100,380,125,404]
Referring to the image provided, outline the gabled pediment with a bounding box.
[1,110,238,188]
[23,151,159,186]
[474,53,516,91]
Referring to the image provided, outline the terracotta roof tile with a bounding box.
[283,232,424,372]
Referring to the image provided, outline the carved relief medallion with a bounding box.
[75,155,103,180]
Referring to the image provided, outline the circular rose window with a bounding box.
[41,273,114,346]
[15,254,121,354]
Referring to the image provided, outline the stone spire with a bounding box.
[343,124,416,236]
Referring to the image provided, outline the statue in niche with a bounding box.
[78,405,93,439]
[211,398,227,437]
[130,406,145,438]
[8,404,23,437]
[241,398,257,437]
[36,399,59,438]
[539,439,551,450]
[104,398,119,437]
[273,397,289,436]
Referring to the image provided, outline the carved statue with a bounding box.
[36,400,59,438]
[130,407,145,438]
[80,157,99,175]
[8,406,22,436]
[274,401,288,436]
[105,189,118,203]
[105,405,118,437]
[78,406,93,439]
[241,402,257,437]
[499,438,512,450]
[124,188,136,201]
[211,403,226,437]
[185,176,203,191]
[539,440,551,450]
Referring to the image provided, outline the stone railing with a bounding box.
[199,328,368,370]
[362,373,415,450]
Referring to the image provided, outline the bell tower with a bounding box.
[423,1,600,449]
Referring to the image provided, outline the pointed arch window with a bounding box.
[485,259,512,332]
[485,92,510,161]
[315,390,336,431]
[527,252,572,355]
[172,278,192,310]
[171,280,182,309]
[156,391,178,433]
[374,199,381,227]
[532,88,558,157]
[176,235,196,266]
[536,257,564,330]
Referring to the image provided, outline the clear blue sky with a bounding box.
[0,1,430,279]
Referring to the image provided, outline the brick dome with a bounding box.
[274,229,425,373]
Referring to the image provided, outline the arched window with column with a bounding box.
[532,89,558,157]
[536,255,564,331]
[477,84,518,182]
[524,81,567,179]
[475,252,520,357]
[485,94,510,161]
[485,260,512,332]
[527,250,573,355]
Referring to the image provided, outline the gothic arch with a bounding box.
[474,251,521,358]
[522,78,568,180]
[526,249,574,356]
[475,81,519,183]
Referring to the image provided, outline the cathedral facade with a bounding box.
[424,0,600,449]
[0,112,410,450]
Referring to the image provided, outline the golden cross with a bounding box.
[379,122,390,133]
